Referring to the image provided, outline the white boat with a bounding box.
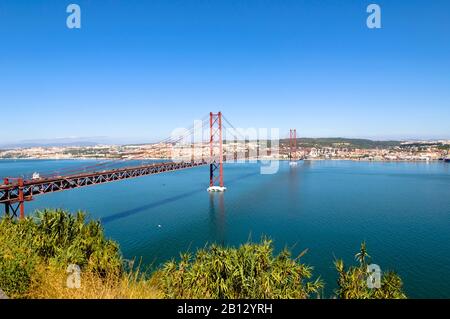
[32,172,40,179]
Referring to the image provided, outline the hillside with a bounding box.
[278,138,402,149]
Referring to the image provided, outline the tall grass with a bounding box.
[28,264,161,299]
[334,242,406,299]
[0,209,123,298]
[154,239,323,299]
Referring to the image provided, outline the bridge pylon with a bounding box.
[289,129,298,166]
[207,112,226,192]
[2,178,26,219]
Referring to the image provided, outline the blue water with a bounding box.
[1,159,449,298]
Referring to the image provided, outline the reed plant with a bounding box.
[154,239,324,299]
[0,209,122,298]
[334,242,406,299]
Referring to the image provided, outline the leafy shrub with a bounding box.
[0,210,123,297]
[334,242,406,299]
[154,238,323,299]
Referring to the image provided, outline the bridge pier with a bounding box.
[18,178,25,219]
[289,128,299,166]
[207,111,226,192]
[3,202,20,219]
[1,177,25,219]
[3,201,27,219]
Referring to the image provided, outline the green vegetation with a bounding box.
[334,242,406,299]
[155,239,323,298]
[0,210,406,299]
[437,144,450,151]
[0,210,122,298]
[280,138,402,149]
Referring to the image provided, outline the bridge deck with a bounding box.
[0,160,207,204]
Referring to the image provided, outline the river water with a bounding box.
[1,159,449,298]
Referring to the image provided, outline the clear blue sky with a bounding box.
[0,0,449,144]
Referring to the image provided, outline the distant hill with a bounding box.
[0,141,100,149]
[278,138,402,149]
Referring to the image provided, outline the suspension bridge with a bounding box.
[0,112,299,219]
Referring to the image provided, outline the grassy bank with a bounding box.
[0,210,406,299]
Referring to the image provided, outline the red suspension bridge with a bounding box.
[0,112,298,219]
[0,112,250,219]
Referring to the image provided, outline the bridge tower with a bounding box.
[2,177,26,219]
[289,129,298,166]
[207,112,226,192]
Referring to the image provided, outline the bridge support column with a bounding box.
[18,178,24,219]
[2,178,12,218]
[2,178,26,219]
[3,203,20,219]
[207,111,226,192]
[289,129,298,166]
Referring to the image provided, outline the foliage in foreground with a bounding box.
[0,210,407,299]
[154,239,323,299]
[0,209,123,298]
[28,264,161,299]
[334,242,406,299]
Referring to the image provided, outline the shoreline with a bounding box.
[0,157,446,163]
